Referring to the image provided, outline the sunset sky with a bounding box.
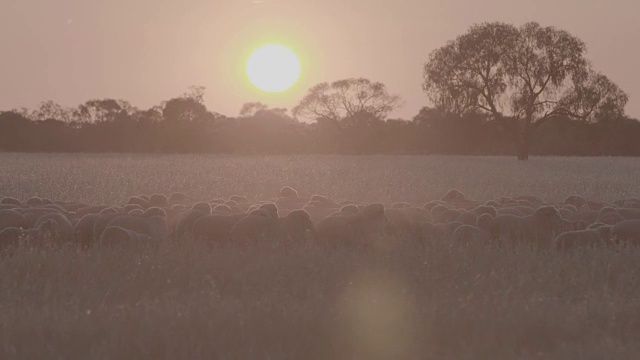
[1,0,639,120]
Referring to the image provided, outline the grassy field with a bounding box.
[0,153,638,204]
[1,154,640,359]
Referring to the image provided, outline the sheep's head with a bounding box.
[191,202,212,215]
[279,186,299,199]
[339,204,359,215]
[442,189,466,204]
[259,203,278,219]
[533,206,564,229]
[476,213,493,231]
[564,195,587,209]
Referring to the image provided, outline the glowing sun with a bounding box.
[246,44,301,92]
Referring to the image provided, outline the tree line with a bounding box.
[0,22,637,158]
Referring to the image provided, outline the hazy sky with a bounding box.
[1,0,639,119]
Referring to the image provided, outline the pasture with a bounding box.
[1,154,640,359]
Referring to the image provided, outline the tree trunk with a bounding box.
[516,132,530,161]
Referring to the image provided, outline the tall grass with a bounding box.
[1,241,640,359]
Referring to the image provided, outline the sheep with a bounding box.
[303,204,336,225]
[213,204,233,214]
[484,200,502,208]
[128,209,144,215]
[391,202,412,209]
[596,211,625,225]
[564,210,599,224]
[555,226,612,252]
[0,209,29,231]
[489,206,565,248]
[384,208,414,236]
[275,196,306,210]
[229,214,282,246]
[455,211,478,226]
[442,189,466,204]
[403,207,432,224]
[1,197,22,206]
[452,224,491,246]
[248,208,272,218]
[123,204,143,213]
[35,213,74,246]
[58,202,89,213]
[143,207,167,218]
[149,194,169,207]
[75,205,110,217]
[92,213,123,243]
[74,214,100,249]
[0,222,57,253]
[561,204,579,213]
[25,197,44,207]
[316,204,386,250]
[339,204,360,215]
[279,186,299,199]
[564,195,588,210]
[106,214,168,243]
[610,220,640,245]
[587,222,610,230]
[191,202,213,214]
[513,195,542,206]
[316,215,359,249]
[229,195,249,204]
[429,204,450,220]
[99,226,150,249]
[472,205,498,218]
[192,214,245,245]
[557,207,574,221]
[0,218,59,251]
[614,198,640,209]
[127,196,149,208]
[169,207,211,241]
[281,210,317,245]
[309,195,337,208]
[433,209,462,224]
[210,199,225,205]
[619,208,640,220]
[424,201,446,212]
[496,207,526,217]
[0,204,20,210]
[99,207,120,215]
[258,203,279,219]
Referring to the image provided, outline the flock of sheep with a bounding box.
[1,187,640,254]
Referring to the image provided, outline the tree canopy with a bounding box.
[423,22,628,159]
[293,78,402,122]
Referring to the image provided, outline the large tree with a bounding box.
[293,78,402,123]
[293,78,402,153]
[423,22,628,160]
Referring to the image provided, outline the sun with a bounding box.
[246,44,301,92]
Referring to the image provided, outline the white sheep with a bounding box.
[74,214,100,249]
[0,209,28,231]
[35,213,74,246]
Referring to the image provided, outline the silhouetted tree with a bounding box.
[423,22,628,160]
[293,78,402,122]
[0,111,34,151]
[160,88,220,152]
